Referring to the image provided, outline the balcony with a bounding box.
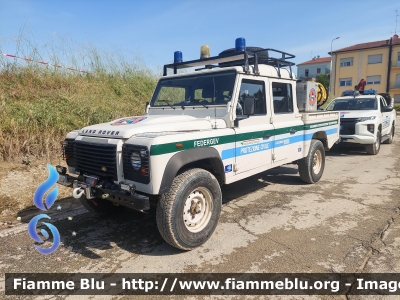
[392,61,400,68]
[389,83,400,90]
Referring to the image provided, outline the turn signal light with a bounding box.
[141,167,148,175]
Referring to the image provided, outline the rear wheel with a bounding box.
[298,139,325,184]
[156,168,222,250]
[365,129,381,155]
[382,124,395,144]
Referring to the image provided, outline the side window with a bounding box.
[272,82,293,114]
[237,79,266,115]
[380,97,387,110]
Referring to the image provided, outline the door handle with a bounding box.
[290,129,296,134]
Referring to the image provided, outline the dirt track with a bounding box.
[0,117,399,299]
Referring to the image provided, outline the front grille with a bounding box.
[340,118,358,135]
[74,141,117,180]
[63,138,76,167]
[122,144,150,184]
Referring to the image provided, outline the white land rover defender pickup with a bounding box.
[56,38,340,250]
[325,90,396,155]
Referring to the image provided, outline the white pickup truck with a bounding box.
[56,39,340,250]
[325,90,396,154]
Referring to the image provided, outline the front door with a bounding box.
[233,76,274,174]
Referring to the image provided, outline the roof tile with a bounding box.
[332,34,400,53]
[297,57,331,66]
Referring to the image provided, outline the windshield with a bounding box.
[151,71,236,107]
[326,98,377,111]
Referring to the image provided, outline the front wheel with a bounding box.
[298,139,325,184]
[156,168,222,250]
[365,129,381,155]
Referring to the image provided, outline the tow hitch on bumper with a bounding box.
[55,165,150,211]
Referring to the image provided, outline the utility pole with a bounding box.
[329,37,340,96]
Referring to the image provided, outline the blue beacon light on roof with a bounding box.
[235,37,246,52]
[174,51,182,63]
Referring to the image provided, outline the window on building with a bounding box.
[340,57,353,67]
[305,69,309,77]
[272,82,293,114]
[237,79,266,115]
[397,53,400,67]
[394,94,400,104]
[366,75,381,85]
[317,68,321,74]
[339,78,352,86]
[368,54,382,64]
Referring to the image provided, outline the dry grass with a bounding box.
[0,41,158,161]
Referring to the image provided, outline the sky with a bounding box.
[0,0,400,75]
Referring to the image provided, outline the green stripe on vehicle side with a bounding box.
[150,120,338,156]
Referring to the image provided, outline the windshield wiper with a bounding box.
[158,100,175,109]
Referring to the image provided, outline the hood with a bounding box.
[79,115,222,138]
[339,110,378,119]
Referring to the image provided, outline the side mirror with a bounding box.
[145,102,150,114]
[381,106,393,113]
[243,96,255,115]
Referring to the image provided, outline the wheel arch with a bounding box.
[158,148,225,194]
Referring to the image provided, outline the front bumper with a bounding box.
[56,167,150,211]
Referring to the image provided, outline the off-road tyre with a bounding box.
[365,129,381,155]
[298,139,325,184]
[382,123,395,144]
[79,196,117,217]
[156,168,222,250]
[218,47,269,67]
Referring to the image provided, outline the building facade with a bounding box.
[297,57,331,81]
[330,34,400,103]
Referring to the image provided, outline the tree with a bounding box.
[316,74,329,90]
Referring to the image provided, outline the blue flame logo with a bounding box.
[28,164,61,255]
[34,164,59,211]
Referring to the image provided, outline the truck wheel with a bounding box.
[382,124,395,144]
[79,196,117,217]
[298,139,325,184]
[156,168,222,250]
[365,129,381,155]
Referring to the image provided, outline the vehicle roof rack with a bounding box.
[163,48,296,79]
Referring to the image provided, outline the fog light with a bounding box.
[367,124,374,133]
[119,182,136,194]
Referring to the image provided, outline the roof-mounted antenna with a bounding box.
[395,9,399,34]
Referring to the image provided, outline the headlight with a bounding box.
[130,152,141,171]
[359,116,376,122]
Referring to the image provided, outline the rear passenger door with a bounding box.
[270,80,304,164]
[379,97,391,136]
